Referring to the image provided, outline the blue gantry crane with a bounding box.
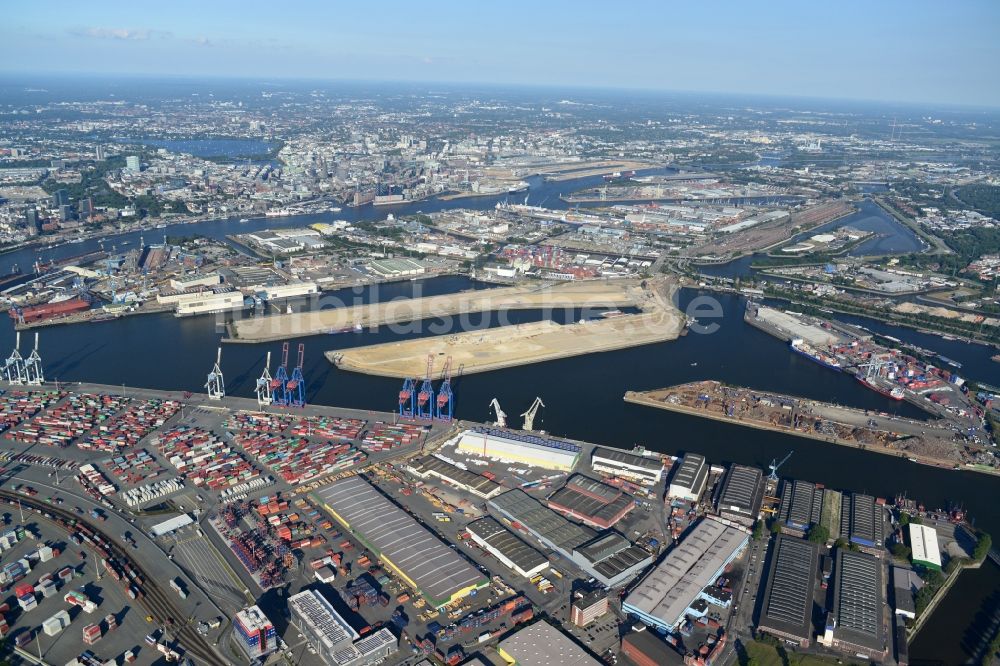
[271,342,290,406]
[398,378,416,417]
[285,343,306,408]
[416,355,435,420]
[435,356,454,421]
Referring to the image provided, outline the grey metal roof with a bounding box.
[719,464,763,516]
[592,446,662,472]
[466,517,547,574]
[832,549,884,651]
[498,620,602,665]
[670,453,707,492]
[547,474,634,526]
[759,534,819,641]
[490,489,595,552]
[314,476,486,606]
[407,455,502,498]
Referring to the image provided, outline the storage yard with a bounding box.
[326,277,682,377]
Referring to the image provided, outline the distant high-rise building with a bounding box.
[24,208,38,234]
[125,155,140,173]
[58,204,71,222]
[233,605,277,661]
[95,145,105,161]
[52,189,69,207]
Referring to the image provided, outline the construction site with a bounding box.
[325,278,684,378]
[625,381,985,471]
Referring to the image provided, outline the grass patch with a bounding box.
[743,640,864,666]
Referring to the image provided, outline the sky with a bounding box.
[2,0,999,107]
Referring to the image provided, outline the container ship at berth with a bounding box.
[789,338,842,371]
[857,376,905,400]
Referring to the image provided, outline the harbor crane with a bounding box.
[520,397,545,432]
[435,356,454,421]
[23,333,44,386]
[271,343,290,406]
[398,378,416,418]
[255,351,274,408]
[285,343,306,408]
[205,347,225,400]
[4,332,26,385]
[416,355,435,420]
[489,398,507,428]
[768,450,793,482]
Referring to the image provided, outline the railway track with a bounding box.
[0,490,231,666]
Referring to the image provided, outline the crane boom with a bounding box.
[768,450,793,481]
[489,398,506,428]
[520,397,545,431]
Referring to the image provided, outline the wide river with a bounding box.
[0,176,995,662]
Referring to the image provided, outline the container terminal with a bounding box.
[0,339,986,666]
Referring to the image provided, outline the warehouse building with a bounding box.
[458,427,581,471]
[497,620,602,666]
[169,272,220,291]
[891,567,919,620]
[717,464,764,526]
[489,489,652,586]
[547,474,636,529]
[466,517,548,579]
[757,535,819,647]
[666,453,708,502]
[619,630,685,666]
[622,517,749,633]
[315,476,487,607]
[840,493,884,553]
[367,257,427,278]
[908,523,942,571]
[405,455,504,499]
[591,447,663,486]
[288,589,397,666]
[818,550,886,661]
[778,480,824,535]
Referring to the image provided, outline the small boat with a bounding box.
[239,218,249,223]
[330,207,342,213]
[690,362,698,366]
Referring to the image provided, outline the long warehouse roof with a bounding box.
[314,476,487,606]
[467,517,548,574]
[908,523,942,569]
[832,549,884,651]
[759,534,819,641]
[624,517,747,627]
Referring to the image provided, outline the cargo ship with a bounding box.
[789,338,842,371]
[857,376,904,400]
[9,296,91,323]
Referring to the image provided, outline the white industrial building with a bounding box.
[667,453,709,501]
[908,523,942,571]
[258,282,318,300]
[457,427,581,471]
[591,447,663,486]
[173,289,245,316]
[169,272,221,291]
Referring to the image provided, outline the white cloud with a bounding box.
[70,27,171,41]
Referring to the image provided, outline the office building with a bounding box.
[95,145,105,161]
[233,605,277,660]
[125,155,140,172]
[571,590,609,627]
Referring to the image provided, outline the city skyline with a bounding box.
[3,0,1000,108]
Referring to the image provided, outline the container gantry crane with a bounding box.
[4,332,26,385]
[205,347,225,400]
[416,354,435,420]
[768,450,793,482]
[520,397,545,432]
[399,378,416,417]
[256,351,274,408]
[489,398,507,428]
[285,343,306,408]
[435,356,454,421]
[23,332,44,386]
[271,343,290,406]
